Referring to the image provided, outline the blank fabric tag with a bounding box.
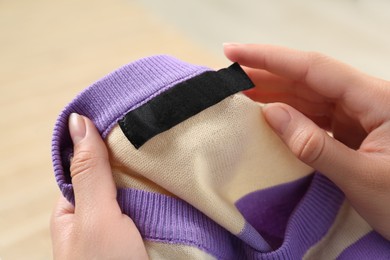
[118,63,254,149]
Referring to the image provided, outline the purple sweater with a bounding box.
[52,55,390,259]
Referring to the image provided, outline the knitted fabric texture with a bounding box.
[52,55,390,259]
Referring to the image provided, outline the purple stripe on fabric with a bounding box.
[115,173,346,259]
[336,231,390,259]
[247,173,345,259]
[236,174,313,249]
[51,55,210,198]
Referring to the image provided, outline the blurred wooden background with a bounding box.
[0,1,222,259]
[0,0,389,259]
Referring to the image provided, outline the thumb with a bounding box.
[69,113,118,214]
[262,103,361,189]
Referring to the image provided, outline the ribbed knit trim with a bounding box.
[55,175,389,259]
[269,173,345,258]
[117,188,245,260]
[52,55,210,192]
[115,173,343,259]
[236,174,313,249]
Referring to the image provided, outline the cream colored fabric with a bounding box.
[303,201,372,259]
[145,241,216,260]
[106,93,313,236]
[112,165,176,197]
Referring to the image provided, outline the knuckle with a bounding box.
[70,150,99,178]
[307,51,328,64]
[307,51,334,71]
[291,128,325,164]
[297,51,331,83]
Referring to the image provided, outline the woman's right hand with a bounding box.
[224,43,390,240]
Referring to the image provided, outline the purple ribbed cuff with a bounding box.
[117,174,343,259]
[52,55,210,197]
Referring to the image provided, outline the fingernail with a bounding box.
[69,113,86,145]
[263,105,291,135]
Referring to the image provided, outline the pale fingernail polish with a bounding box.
[264,106,291,135]
[69,113,86,145]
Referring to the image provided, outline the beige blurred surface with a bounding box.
[0,0,222,259]
[1,0,389,259]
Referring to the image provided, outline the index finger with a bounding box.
[224,43,368,100]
